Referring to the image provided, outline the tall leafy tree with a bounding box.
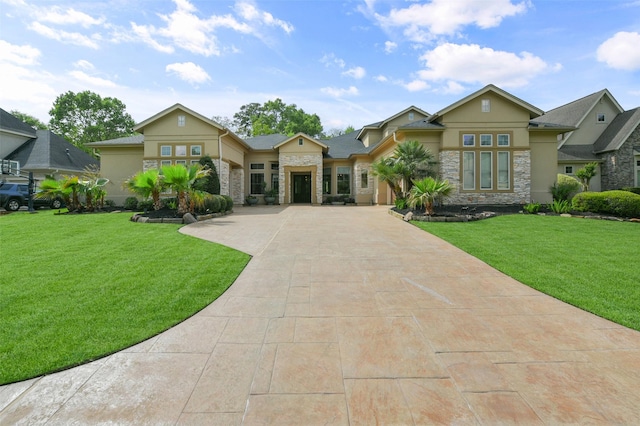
[233,98,323,138]
[575,162,598,192]
[10,110,48,130]
[49,90,135,151]
[194,155,220,194]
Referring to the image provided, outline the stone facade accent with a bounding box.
[143,160,158,171]
[355,163,373,197]
[216,159,230,196]
[439,150,531,205]
[599,125,639,189]
[230,168,244,204]
[279,153,323,204]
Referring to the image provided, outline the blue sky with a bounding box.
[1,0,639,134]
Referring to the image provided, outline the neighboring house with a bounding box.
[0,108,99,183]
[89,84,578,206]
[531,89,640,190]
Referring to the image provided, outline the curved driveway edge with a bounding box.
[2,206,639,424]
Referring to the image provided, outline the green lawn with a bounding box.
[413,215,640,331]
[0,211,250,385]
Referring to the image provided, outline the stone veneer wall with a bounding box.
[215,159,230,196]
[143,160,158,171]
[230,168,244,204]
[599,126,639,189]
[354,163,373,199]
[279,153,323,204]
[439,150,531,204]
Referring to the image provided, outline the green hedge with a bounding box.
[572,190,640,218]
[621,187,640,195]
[223,195,234,211]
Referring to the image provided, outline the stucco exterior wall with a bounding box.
[101,146,144,205]
[599,126,639,189]
[564,96,621,146]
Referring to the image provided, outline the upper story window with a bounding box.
[175,145,187,156]
[271,163,279,170]
[463,134,475,146]
[565,166,573,174]
[481,99,491,112]
[596,113,606,123]
[408,112,414,121]
[497,134,510,146]
[250,163,265,170]
[178,115,186,127]
[190,145,202,156]
[161,146,171,156]
[298,138,304,146]
[480,134,492,146]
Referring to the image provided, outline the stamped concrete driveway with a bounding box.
[1,205,639,425]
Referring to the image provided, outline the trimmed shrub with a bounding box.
[572,190,640,217]
[124,197,138,210]
[551,174,581,201]
[138,199,154,211]
[200,194,222,213]
[223,195,234,211]
[621,187,640,195]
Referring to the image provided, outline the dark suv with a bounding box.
[0,183,64,211]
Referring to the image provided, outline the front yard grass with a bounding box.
[0,211,250,385]
[413,215,640,331]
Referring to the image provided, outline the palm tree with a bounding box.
[38,176,81,211]
[371,156,404,199]
[391,140,436,192]
[407,177,453,215]
[126,169,165,211]
[80,166,109,211]
[161,164,209,215]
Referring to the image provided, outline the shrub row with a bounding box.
[198,194,233,214]
[572,190,640,218]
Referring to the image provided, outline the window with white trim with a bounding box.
[298,138,304,146]
[480,134,492,146]
[191,145,201,156]
[161,146,171,156]
[361,170,368,189]
[480,152,493,189]
[497,134,510,146]
[596,113,605,123]
[160,160,171,169]
[565,166,573,174]
[271,174,279,192]
[463,134,475,146]
[463,152,475,190]
[461,131,513,192]
[481,99,490,112]
[250,173,264,194]
[497,152,510,190]
[176,145,187,156]
[178,115,186,126]
[175,160,186,166]
[323,167,331,194]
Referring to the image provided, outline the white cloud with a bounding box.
[166,62,211,84]
[321,53,346,69]
[343,66,366,79]
[68,70,118,88]
[129,0,291,57]
[375,75,388,82]
[417,43,558,88]
[597,31,640,71]
[0,40,40,65]
[34,6,105,28]
[29,22,100,49]
[73,59,94,71]
[384,41,397,53]
[441,81,465,94]
[321,86,359,98]
[375,0,528,42]
[403,79,430,92]
[235,1,294,34]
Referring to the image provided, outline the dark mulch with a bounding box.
[138,207,181,219]
[393,204,525,217]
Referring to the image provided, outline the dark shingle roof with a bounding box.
[531,90,606,127]
[85,134,144,146]
[593,107,640,153]
[399,119,445,130]
[0,108,38,137]
[557,145,598,162]
[7,130,99,172]
[323,130,367,159]
[244,134,287,150]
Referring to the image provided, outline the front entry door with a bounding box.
[292,174,312,203]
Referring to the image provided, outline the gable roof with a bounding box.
[6,130,99,172]
[356,106,430,140]
[134,103,224,133]
[593,107,640,153]
[430,84,544,120]
[531,89,623,128]
[0,108,38,138]
[273,133,328,151]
